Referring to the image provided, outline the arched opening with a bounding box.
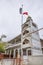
[23,30,29,35]
[23,39,29,44]
[28,50,31,55]
[23,49,26,55]
[19,49,21,57]
[11,49,14,58]
[15,49,18,58]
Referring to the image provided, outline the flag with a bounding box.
[23,12,28,15]
[19,8,22,14]
[19,8,28,15]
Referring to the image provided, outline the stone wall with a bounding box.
[0,55,43,65]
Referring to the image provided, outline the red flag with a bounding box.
[23,12,28,15]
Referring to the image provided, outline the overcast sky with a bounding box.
[0,0,43,42]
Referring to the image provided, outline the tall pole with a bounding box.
[21,5,23,26]
[21,4,23,65]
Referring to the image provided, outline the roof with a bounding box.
[8,34,21,43]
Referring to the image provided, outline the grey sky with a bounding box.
[0,0,43,41]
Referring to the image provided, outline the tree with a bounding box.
[0,42,6,53]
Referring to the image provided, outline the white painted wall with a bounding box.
[31,23,42,55]
[32,49,42,55]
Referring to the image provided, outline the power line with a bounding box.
[29,27,43,34]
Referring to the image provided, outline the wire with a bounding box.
[29,27,43,34]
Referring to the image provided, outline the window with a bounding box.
[23,30,29,35]
[23,49,26,55]
[23,42,25,44]
[11,49,14,58]
[15,49,18,58]
[23,24,28,29]
[32,23,36,27]
[16,38,21,43]
[28,50,31,55]
[23,39,29,44]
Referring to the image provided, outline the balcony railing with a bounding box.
[5,43,21,49]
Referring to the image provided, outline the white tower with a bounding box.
[21,16,42,57]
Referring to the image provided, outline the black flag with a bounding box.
[19,8,22,14]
